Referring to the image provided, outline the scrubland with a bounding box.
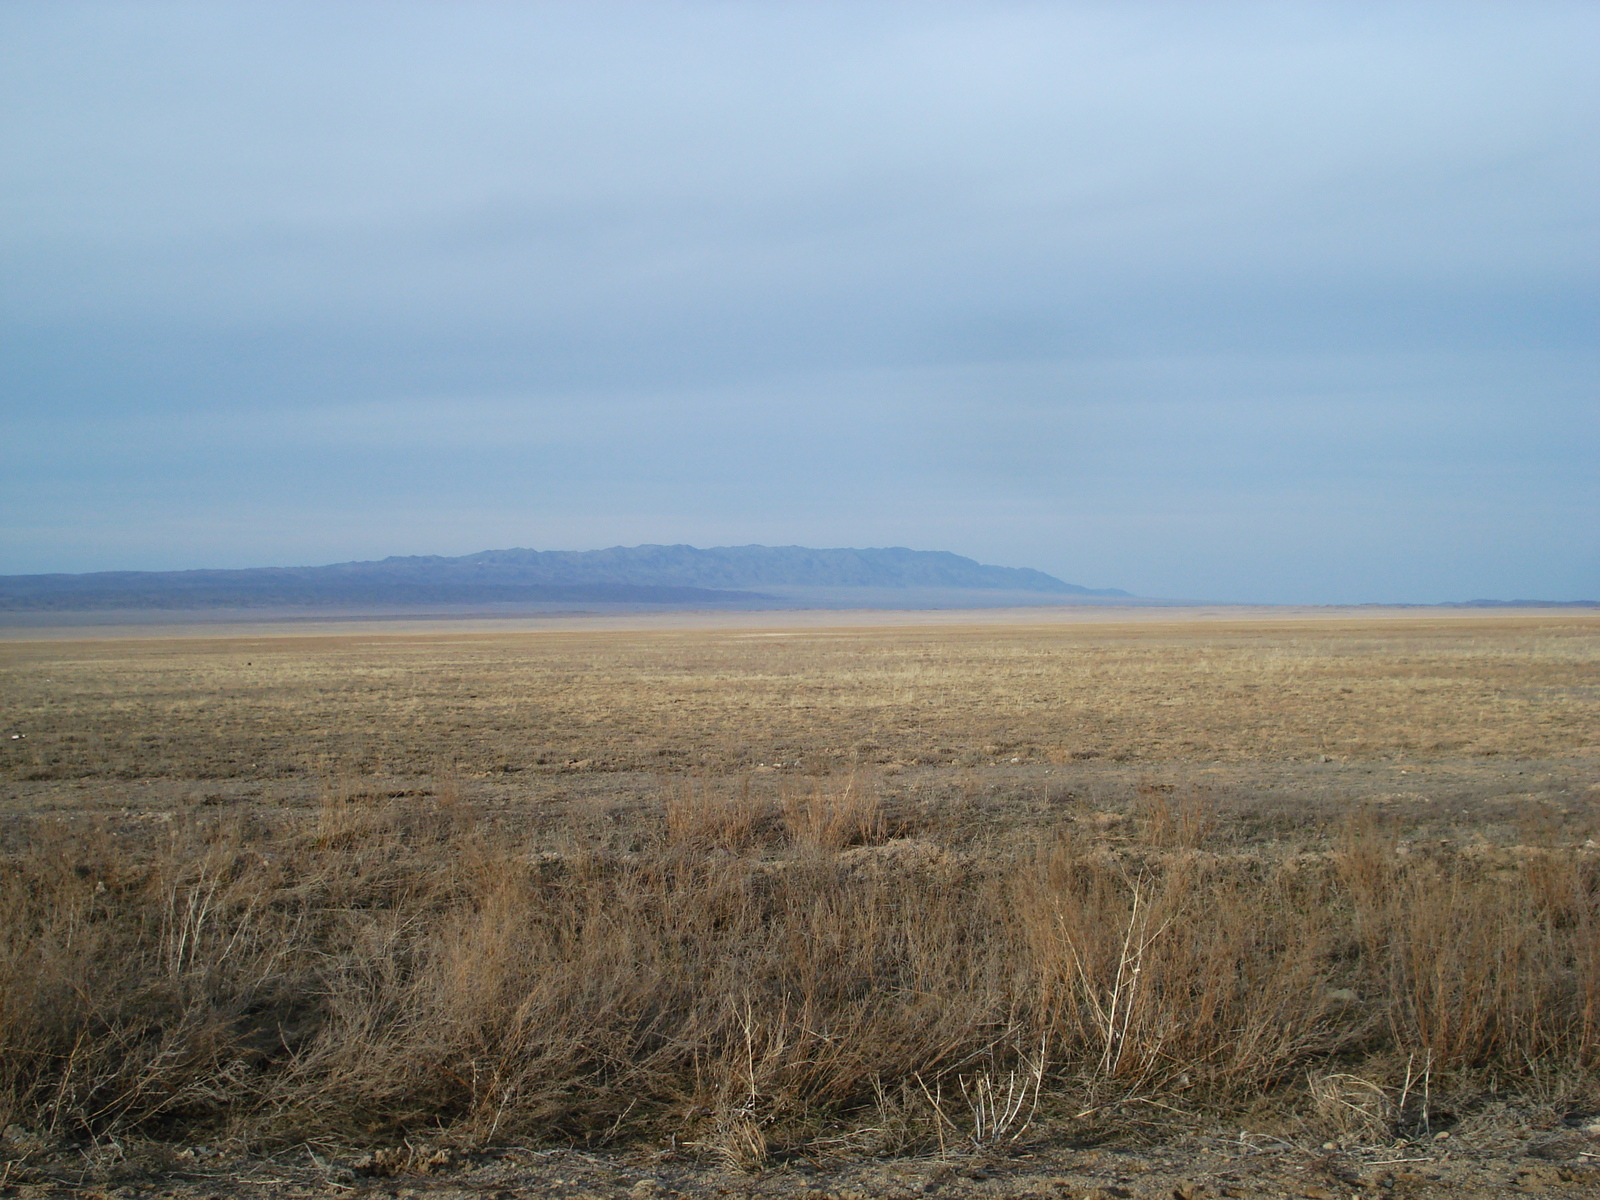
[2,615,1597,782]
[2,611,1598,1197]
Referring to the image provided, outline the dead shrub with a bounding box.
[1308,1072,1395,1141]
[1134,783,1213,849]
[1018,843,1343,1091]
[663,777,773,851]
[1337,839,1600,1069]
[2,788,1598,1150]
[782,775,885,853]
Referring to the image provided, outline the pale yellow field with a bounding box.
[2,610,1596,784]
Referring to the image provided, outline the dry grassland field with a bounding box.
[3,608,1600,1199]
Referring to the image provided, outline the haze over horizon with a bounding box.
[3,2,1596,605]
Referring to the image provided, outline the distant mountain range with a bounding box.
[1443,599,1598,609]
[0,544,1129,611]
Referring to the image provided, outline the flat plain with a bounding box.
[2,607,1599,1198]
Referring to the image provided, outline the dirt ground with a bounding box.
[5,1118,1600,1200]
[2,607,1598,1198]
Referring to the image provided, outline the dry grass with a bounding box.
[2,612,1597,1160]
[2,785,1597,1157]
[2,615,1596,782]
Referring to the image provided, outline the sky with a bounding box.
[2,1,1595,604]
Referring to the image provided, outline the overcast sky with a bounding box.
[2,1,1595,603]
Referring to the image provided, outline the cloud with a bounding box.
[1,1,1595,600]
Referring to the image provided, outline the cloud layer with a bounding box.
[3,2,1595,601]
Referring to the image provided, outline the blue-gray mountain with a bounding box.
[0,545,1127,610]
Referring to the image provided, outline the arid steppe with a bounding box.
[2,607,1598,1198]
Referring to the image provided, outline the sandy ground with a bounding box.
[6,1113,1600,1199]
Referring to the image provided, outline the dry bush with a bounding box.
[265,834,1013,1156]
[1133,783,1214,849]
[782,775,885,854]
[1018,843,1344,1093]
[2,793,1598,1153]
[1336,828,1600,1070]
[0,817,319,1136]
[663,777,773,851]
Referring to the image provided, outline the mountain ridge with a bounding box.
[0,544,1128,611]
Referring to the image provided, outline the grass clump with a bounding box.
[2,785,1597,1161]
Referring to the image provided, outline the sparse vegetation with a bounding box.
[1,611,1597,1196]
[2,614,1595,783]
[2,776,1598,1159]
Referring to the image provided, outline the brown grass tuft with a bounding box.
[3,786,1597,1151]
[782,774,885,853]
